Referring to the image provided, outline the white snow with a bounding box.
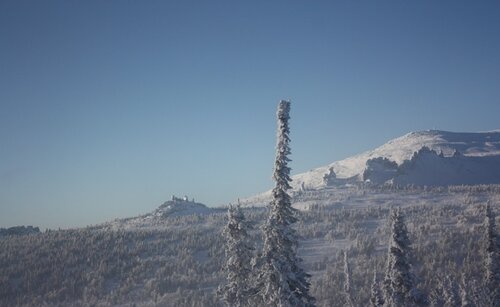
[104,198,214,230]
[242,129,500,205]
[290,130,500,189]
[153,199,212,217]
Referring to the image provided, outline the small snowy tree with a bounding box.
[428,286,444,307]
[370,270,384,307]
[429,275,458,307]
[218,204,254,307]
[343,251,354,307]
[383,209,420,306]
[258,100,315,306]
[483,203,499,306]
[459,274,472,307]
[442,276,458,307]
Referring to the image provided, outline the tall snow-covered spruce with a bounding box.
[218,204,254,307]
[383,209,421,306]
[258,100,315,306]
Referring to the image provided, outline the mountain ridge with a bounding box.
[242,129,500,205]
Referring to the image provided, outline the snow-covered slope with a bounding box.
[105,197,215,229]
[244,130,500,205]
[293,130,500,190]
[388,147,500,186]
[152,198,212,217]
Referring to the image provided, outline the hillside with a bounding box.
[0,226,40,237]
[1,185,499,306]
[297,129,500,188]
[243,130,500,206]
[104,196,216,230]
[2,130,500,306]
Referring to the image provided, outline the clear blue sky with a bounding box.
[1,1,500,229]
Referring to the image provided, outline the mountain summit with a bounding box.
[290,130,500,190]
[153,196,211,217]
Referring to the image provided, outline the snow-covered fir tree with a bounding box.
[459,275,490,307]
[442,276,458,307]
[428,286,443,307]
[370,270,384,307]
[383,209,421,306]
[459,274,472,307]
[218,204,254,307]
[343,250,354,307]
[428,275,458,307]
[483,203,499,306]
[258,100,315,307]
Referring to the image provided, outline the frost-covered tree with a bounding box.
[258,100,315,306]
[218,204,254,307]
[442,276,458,307]
[383,209,420,306]
[370,270,384,307]
[483,203,499,306]
[459,274,472,307]
[430,275,458,307]
[429,275,459,307]
[428,286,443,307]
[343,250,354,307]
[467,277,490,307]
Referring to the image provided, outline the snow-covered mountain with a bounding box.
[152,197,212,217]
[244,130,500,204]
[105,196,215,229]
[297,129,500,189]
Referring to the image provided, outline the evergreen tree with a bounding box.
[343,250,354,307]
[218,204,254,307]
[383,209,420,306]
[370,270,384,307]
[468,277,489,307]
[459,274,471,307]
[483,203,499,307]
[429,275,459,307]
[259,100,315,306]
[428,285,444,307]
[442,276,458,307]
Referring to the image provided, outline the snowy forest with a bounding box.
[1,186,499,306]
[1,101,499,307]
